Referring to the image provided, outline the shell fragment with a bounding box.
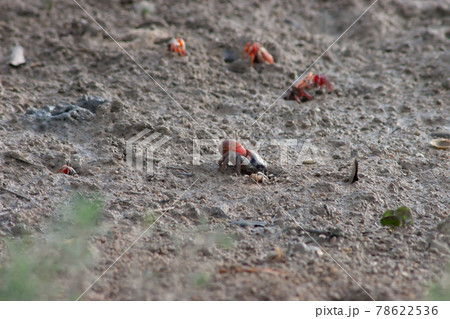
[430,138,450,149]
[9,44,26,67]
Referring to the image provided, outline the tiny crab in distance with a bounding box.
[243,42,274,67]
[285,72,332,103]
[168,38,186,56]
[57,164,78,176]
[218,139,267,175]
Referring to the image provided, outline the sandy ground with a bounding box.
[0,0,449,300]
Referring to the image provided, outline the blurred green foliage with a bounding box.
[0,194,103,300]
[428,266,450,300]
[380,206,414,230]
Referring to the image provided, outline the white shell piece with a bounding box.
[9,44,26,67]
[246,149,267,167]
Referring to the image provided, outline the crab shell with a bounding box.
[430,138,450,149]
[256,47,274,64]
[221,150,251,167]
[246,149,268,173]
[168,38,186,55]
[219,139,247,157]
[57,165,78,176]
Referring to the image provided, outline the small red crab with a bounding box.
[218,139,267,175]
[57,164,78,176]
[243,42,274,67]
[168,38,186,56]
[285,72,332,103]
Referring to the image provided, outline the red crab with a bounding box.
[57,164,78,176]
[243,42,274,67]
[168,38,186,56]
[218,139,267,175]
[285,72,332,103]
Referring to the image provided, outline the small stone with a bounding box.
[285,120,295,127]
[303,159,316,164]
[155,125,172,135]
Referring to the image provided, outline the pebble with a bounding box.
[303,159,316,164]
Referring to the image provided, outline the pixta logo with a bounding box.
[126,129,171,175]
[193,138,330,166]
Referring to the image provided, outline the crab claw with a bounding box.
[219,139,247,156]
[314,74,332,91]
[243,43,251,57]
[258,47,274,64]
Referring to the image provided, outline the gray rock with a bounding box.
[26,103,94,123]
[76,95,109,113]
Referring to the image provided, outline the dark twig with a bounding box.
[167,166,194,176]
[0,187,31,201]
[302,227,344,239]
[349,158,358,183]
[324,204,332,217]
[230,220,266,228]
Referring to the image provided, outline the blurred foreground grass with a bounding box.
[0,194,103,300]
[428,265,450,300]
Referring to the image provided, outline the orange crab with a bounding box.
[243,42,274,67]
[168,38,186,56]
[285,72,332,103]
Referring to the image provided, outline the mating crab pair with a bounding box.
[218,139,267,175]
